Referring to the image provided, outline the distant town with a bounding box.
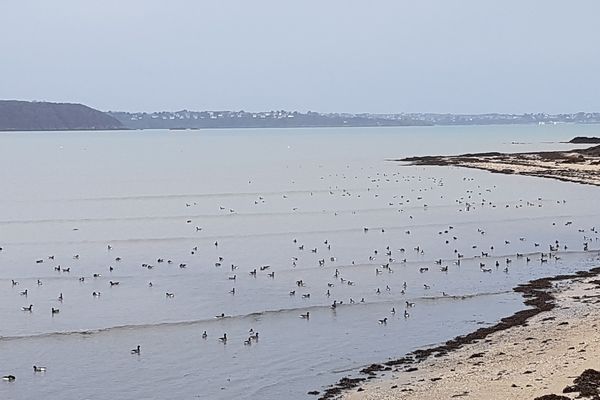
[109,109,600,130]
[2,100,600,131]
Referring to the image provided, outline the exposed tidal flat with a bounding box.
[0,125,599,400]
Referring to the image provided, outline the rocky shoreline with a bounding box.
[395,144,600,186]
[313,265,600,400]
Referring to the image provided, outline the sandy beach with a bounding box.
[328,146,600,399]
[311,144,600,400]
[340,271,600,400]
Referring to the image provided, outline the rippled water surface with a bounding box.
[1,125,599,399]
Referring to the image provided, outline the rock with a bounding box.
[569,137,600,144]
[563,369,600,397]
[469,352,485,358]
[533,395,571,400]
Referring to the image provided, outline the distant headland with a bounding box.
[0,100,123,131]
[2,100,600,131]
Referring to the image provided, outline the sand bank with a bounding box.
[397,145,600,186]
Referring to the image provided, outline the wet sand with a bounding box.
[341,272,600,400]
[398,144,600,186]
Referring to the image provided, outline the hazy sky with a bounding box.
[1,0,599,114]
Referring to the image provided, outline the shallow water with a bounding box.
[0,124,599,399]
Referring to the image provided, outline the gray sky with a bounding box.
[1,0,599,114]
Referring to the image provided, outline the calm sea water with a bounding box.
[1,124,599,400]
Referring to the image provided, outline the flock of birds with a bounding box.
[2,170,599,384]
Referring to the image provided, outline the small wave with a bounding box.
[0,248,595,284]
[3,212,597,247]
[0,205,439,225]
[8,188,367,203]
[263,249,596,276]
[0,290,514,343]
[419,290,512,301]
